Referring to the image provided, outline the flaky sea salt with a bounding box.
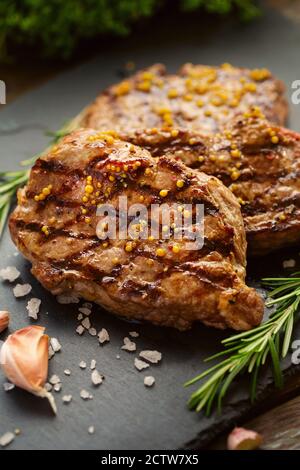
[79,307,91,316]
[3,382,15,392]
[129,331,139,338]
[76,325,85,335]
[121,337,136,352]
[91,370,103,386]
[49,374,61,385]
[53,383,62,392]
[0,431,15,447]
[62,394,72,404]
[283,259,296,269]
[80,389,93,400]
[139,350,162,364]
[50,337,62,353]
[98,328,110,345]
[0,266,20,282]
[144,376,155,387]
[45,382,52,392]
[48,345,55,360]
[13,283,32,298]
[134,358,149,371]
[81,317,91,330]
[26,298,41,320]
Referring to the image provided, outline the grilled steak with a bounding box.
[80,63,288,135]
[117,114,300,256]
[9,129,263,331]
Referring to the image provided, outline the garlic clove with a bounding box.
[0,311,10,333]
[227,427,263,450]
[0,325,56,414]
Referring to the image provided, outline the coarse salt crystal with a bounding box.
[78,307,91,316]
[53,383,62,392]
[13,283,32,298]
[88,426,95,435]
[121,337,136,352]
[76,325,85,335]
[49,374,61,385]
[88,327,97,336]
[48,345,55,360]
[81,317,91,330]
[0,431,15,447]
[129,331,139,338]
[90,359,96,370]
[64,369,71,376]
[50,337,62,352]
[134,358,149,371]
[98,328,110,344]
[77,313,83,321]
[80,389,93,400]
[144,376,155,387]
[283,259,296,269]
[0,266,20,282]
[139,350,162,364]
[45,382,52,392]
[3,382,15,392]
[62,394,72,403]
[26,298,41,320]
[91,370,103,386]
[79,361,87,369]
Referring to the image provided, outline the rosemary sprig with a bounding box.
[0,170,30,238]
[185,274,300,415]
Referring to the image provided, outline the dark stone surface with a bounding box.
[0,5,300,450]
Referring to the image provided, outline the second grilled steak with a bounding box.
[9,129,263,331]
[118,115,300,256]
[80,63,288,135]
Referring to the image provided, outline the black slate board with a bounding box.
[1,5,300,450]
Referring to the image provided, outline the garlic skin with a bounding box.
[0,311,10,333]
[227,427,263,450]
[0,326,56,413]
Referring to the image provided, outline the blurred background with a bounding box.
[0,0,296,103]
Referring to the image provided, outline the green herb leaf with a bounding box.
[186,275,300,414]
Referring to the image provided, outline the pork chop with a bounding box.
[80,63,288,135]
[9,129,263,330]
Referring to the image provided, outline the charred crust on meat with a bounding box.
[9,127,264,331]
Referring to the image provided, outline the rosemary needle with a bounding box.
[185,274,300,414]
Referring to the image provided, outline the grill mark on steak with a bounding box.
[27,162,220,217]
[9,128,264,331]
[15,215,234,266]
[48,246,235,293]
[118,116,300,255]
[242,196,300,217]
